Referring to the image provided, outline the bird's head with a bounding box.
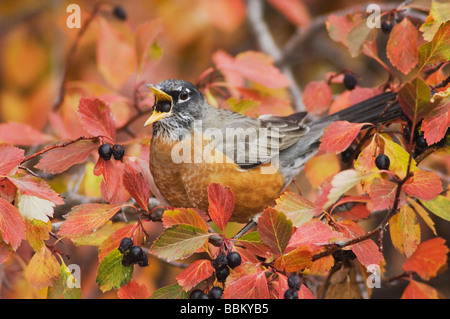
[144,80,206,139]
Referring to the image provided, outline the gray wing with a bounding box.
[202,107,309,168]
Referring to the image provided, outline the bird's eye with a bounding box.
[179,91,189,101]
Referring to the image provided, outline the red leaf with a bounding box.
[386,18,418,74]
[123,163,151,212]
[257,207,293,255]
[329,87,382,114]
[319,121,368,153]
[326,13,361,47]
[8,175,64,205]
[0,197,25,250]
[58,203,126,237]
[215,51,290,89]
[0,122,53,146]
[266,0,311,27]
[422,98,449,144]
[95,158,129,204]
[207,183,235,232]
[274,245,313,272]
[403,170,443,201]
[135,19,163,73]
[77,97,116,141]
[402,237,449,280]
[301,81,332,115]
[287,220,343,251]
[401,279,442,299]
[223,263,269,299]
[337,219,384,268]
[35,139,98,174]
[176,259,215,291]
[368,178,401,211]
[334,203,371,221]
[0,144,24,176]
[117,280,151,299]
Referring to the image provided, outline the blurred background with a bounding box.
[0,0,448,299]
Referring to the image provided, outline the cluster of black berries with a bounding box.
[119,237,148,267]
[212,251,242,283]
[189,286,224,300]
[189,251,242,299]
[98,144,125,161]
[284,274,302,299]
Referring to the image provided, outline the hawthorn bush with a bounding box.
[0,1,448,299]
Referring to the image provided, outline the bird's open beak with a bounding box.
[144,85,173,127]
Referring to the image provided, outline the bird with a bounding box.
[144,79,401,223]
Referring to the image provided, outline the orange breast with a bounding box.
[150,132,285,223]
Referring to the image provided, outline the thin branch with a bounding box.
[245,0,304,111]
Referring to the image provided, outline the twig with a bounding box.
[20,136,99,164]
[245,0,304,111]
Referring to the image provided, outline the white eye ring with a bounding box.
[179,91,190,102]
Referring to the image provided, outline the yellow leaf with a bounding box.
[25,247,60,289]
[380,134,417,178]
[407,197,437,235]
[305,153,341,188]
[389,204,421,257]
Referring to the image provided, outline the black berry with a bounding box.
[189,289,206,299]
[284,288,298,299]
[150,207,165,222]
[137,253,149,267]
[112,144,125,160]
[98,144,113,160]
[128,246,145,263]
[212,254,228,270]
[416,135,427,150]
[112,6,127,20]
[208,286,223,299]
[121,252,133,267]
[118,237,134,253]
[343,73,358,90]
[375,154,390,170]
[381,21,393,34]
[287,275,302,290]
[226,252,242,269]
[215,265,230,282]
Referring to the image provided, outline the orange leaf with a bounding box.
[403,170,443,201]
[117,280,151,299]
[287,220,343,251]
[176,259,215,291]
[163,208,208,232]
[386,18,418,74]
[302,81,332,115]
[0,197,25,250]
[8,174,64,205]
[274,245,313,272]
[319,121,369,153]
[0,144,24,176]
[368,178,406,211]
[223,263,269,299]
[274,191,315,227]
[25,246,60,289]
[207,183,234,232]
[58,203,126,237]
[401,279,442,299]
[402,237,449,280]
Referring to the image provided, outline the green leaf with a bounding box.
[150,224,209,262]
[257,207,293,255]
[398,77,437,126]
[419,21,450,71]
[149,284,189,299]
[420,195,450,221]
[96,249,133,292]
[47,261,82,299]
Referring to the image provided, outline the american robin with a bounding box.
[144,79,400,223]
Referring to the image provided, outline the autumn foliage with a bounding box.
[0,0,449,299]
